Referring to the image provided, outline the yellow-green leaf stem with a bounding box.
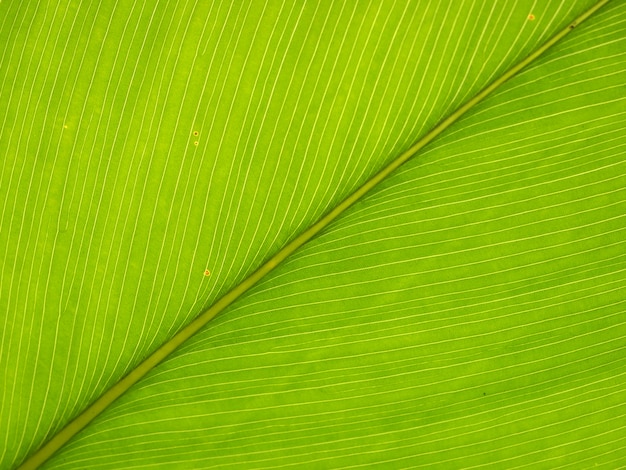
[18,0,610,468]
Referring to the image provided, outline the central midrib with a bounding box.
[18,1,611,468]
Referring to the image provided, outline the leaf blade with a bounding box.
[2,0,620,468]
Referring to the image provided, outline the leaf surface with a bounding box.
[1,0,625,468]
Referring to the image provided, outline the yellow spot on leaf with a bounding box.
[204,269,211,276]
[528,14,535,21]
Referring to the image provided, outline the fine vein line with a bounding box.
[18,0,610,468]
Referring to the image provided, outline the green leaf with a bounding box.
[1,0,625,468]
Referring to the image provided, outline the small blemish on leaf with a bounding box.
[528,14,535,21]
[193,131,199,136]
[204,269,211,276]
[194,141,199,146]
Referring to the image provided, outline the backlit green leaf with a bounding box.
[1,0,625,468]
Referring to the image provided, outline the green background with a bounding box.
[1,0,625,468]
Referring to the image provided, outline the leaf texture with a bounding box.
[1,0,625,468]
